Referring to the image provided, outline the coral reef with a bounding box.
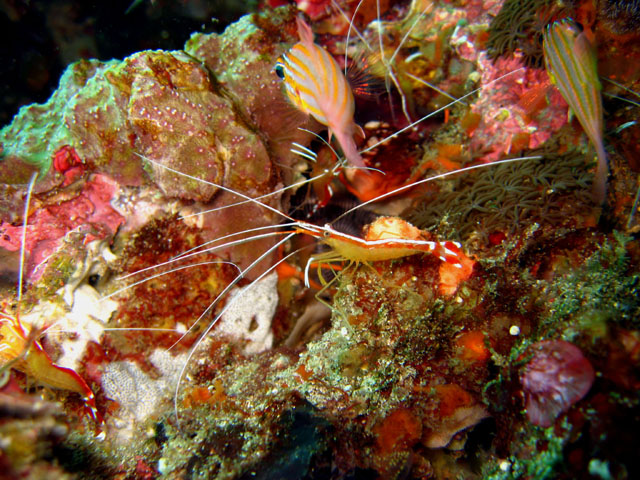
[1,1,640,479]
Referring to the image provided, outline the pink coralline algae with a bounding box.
[469,53,568,162]
[0,174,124,282]
[521,340,596,428]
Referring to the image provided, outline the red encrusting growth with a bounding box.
[374,408,422,455]
[52,144,85,185]
[455,331,490,364]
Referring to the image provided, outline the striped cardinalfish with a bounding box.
[543,18,608,204]
[275,16,366,169]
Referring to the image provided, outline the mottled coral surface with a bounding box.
[1,1,640,479]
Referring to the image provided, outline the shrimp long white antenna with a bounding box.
[371,0,434,123]
[627,174,640,230]
[176,125,346,223]
[297,127,384,174]
[172,232,297,428]
[602,77,640,102]
[361,67,525,155]
[161,127,371,224]
[172,222,299,261]
[115,226,295,283]
[334,0,372,77]
[178,159,344,221]
[332,155,544,224]
[387,1,433,66]
[166,228,297,350]
[104,260,240,300]
[375,0,384,70]
[18,172,38,303]
[374,0,411,123]
[603,92,640,108]
[404,72,466,105]
[291,142,319,162]
[298,126,344,160]
[0,172,39,379]
[122,154,319,425]
[135,153,295,223]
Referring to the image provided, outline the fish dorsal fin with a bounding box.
[296,16,315,46]
[346,50,385,100]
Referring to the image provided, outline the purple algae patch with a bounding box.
[521,340,595,427]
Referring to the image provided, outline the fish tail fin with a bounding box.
[333,128,365,169]
[346,49,387,100]
[592,143,608,204]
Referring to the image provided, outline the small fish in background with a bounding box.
[543,18,608,204]
[275,16,366,169]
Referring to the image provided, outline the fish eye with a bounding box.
[274,63,285,80]
[88,274,100,287]
[405,45,420,55]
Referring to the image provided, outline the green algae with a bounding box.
[540,231,640,338]
[482,419,571,480]
[34,252,77,297]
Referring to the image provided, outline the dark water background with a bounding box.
[0,0,256,125]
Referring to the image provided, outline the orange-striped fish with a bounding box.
[275,16,365,169]
[543,18,608,204]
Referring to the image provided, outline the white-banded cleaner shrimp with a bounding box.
[0,173,104,429]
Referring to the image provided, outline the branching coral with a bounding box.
[404,150,593,245]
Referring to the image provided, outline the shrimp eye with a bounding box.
[274,63,285,80]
